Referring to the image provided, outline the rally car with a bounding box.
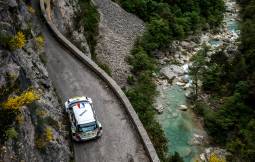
[64,96,102,141]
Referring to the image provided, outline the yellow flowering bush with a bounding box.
[35,35,45,49]
[9,32,26,49]
[27,5,35,14]
[2,89,40,110]
[209,153,226,162]
[35,127,53,150]
[45,127,53,142]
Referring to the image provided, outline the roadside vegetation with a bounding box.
[189,0,255,161]
[76,0,112,75]
[9,31,26,50]
[28,98,59,152]
[0,89,39,143]
[115,0,224,161]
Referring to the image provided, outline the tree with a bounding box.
[167,152,184,162]
[142,17,173,51]
[189,45,209,98]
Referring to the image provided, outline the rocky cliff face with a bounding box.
[50,0,91,58]
[0,1,70,161]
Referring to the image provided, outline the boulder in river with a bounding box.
[162,65,184,75]
[176,81,185,86]
[155,103,164,114]
[160,65,185,81]
[181,41,194,51]
[179,105,188,111]
[185,90,193,98]
[189,133,205,145]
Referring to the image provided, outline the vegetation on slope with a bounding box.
[114,0,225,161]
[0,89,39,143]
[189,0,255,161]
[76,0,112,75]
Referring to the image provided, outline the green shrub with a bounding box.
[45,116,59,130]
[0,32,11,47]
[39,52,47,65]
[0,108,18,143]
[35,136,47,151]
[77,0,99,58]
[128,47,155,73]
[97,61,112,76]
[5,128,18,140]
[35,126,54,151]
[142,18,173,52]
[127,75,135,85]
[35,35,45,49]
[77,0,114,77]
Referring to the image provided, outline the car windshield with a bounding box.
[69,101,89,108]
[78,122,97,132]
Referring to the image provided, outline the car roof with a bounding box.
[71,101,96,125]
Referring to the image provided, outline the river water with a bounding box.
[156,0,240,161]
[156,85,206,161]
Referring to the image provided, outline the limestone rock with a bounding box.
[189,134,205,145]
[51,0,91,58]
[8,0,18,8]
[160,65,184,81]
[160,69,176,81]
[179,105,188,111]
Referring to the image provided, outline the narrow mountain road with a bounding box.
[44,29,149,162]
[32,1,149,162]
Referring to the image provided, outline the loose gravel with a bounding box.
[93,0,145,87]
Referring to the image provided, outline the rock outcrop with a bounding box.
[0,1,70,161]
[50,0,91,57]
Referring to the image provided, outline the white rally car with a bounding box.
[64,96,102,141]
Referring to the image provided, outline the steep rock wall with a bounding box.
[0,1,70,161]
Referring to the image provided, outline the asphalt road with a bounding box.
[33,2,149,162]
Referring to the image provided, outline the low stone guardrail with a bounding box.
[39,0,160,161]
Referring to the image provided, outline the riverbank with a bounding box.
[155,0,240,161]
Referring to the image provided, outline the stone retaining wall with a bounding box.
[39,0,159,161]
